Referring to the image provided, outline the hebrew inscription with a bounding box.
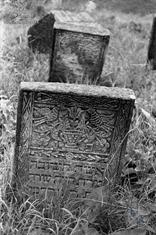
[12,82,135,204]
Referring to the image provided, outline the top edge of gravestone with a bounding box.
[54,21,110,36]
[51,10,94,23]
[49,10,110,35]
[20,82,135,100]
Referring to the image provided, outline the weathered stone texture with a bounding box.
[52,10,94,23]
[27,13,55,54]
[147,17,156,69]
[11,82,135,207]
[27,10,109,83]
[49,22,110,83]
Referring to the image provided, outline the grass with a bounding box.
[0,0,156,234]
[97,0,156,15]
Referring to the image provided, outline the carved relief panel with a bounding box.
[12,82,135,203]
[49,22,110,83]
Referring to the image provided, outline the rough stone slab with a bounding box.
[11,82,135,209]
[49,22,110,83]
[147,17,156,69]
[27,13,55,54]
[54,21,109,35]
[51,10,94,23]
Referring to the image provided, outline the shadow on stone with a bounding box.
[28,13,55,54]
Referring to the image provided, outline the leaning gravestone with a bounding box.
[147,17,156,69]
[49,22,110,83]
[27,10,110,84]
[27,10,95,54]
[28,13,55,54]
[11,82,135,211]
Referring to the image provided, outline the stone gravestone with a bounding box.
[11,82,135,211]
[147,17,156,69]
[27,10,95,54]
[28,13,55,54]
[27,10,110,83]
[49,22,110,83]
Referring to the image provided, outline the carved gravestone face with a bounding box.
[12,82,135,205]
[49,22,110,83]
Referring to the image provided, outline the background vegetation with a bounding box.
[0,0,156,234]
